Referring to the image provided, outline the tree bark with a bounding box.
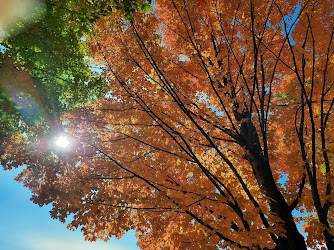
[234,107,307,250]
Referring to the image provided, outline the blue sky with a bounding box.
[0,167,139,250]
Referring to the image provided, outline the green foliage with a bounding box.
[2,1,106,111]
[81,0,152,21]
[113,0,152,15]
[141,3,151,12]
[274,92,289,99]
[0,0,154,142]
[0,0,106,142]
[0,86,24,139]
[0,53,51,142]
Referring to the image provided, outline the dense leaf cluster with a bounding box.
[0,0,106,141]
[3,0,334,249]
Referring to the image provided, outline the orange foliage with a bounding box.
[3,0,334,249]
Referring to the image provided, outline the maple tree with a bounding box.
[3,0,334,249]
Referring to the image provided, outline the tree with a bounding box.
[0,0,107,146]
[2,0,334,249]
[0,0,153,143]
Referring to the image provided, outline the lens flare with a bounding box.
[55,135,70,148]
[0,0,44,40]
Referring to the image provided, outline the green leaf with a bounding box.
[141,3,151,12]
[126,14,134,20]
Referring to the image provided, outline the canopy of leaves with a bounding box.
[1,0,106,109]
[0,0,107,143]
[3,0,334,249]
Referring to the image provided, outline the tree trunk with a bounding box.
[234,107,307,250]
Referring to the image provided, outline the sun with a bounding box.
[55,135,70,148]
